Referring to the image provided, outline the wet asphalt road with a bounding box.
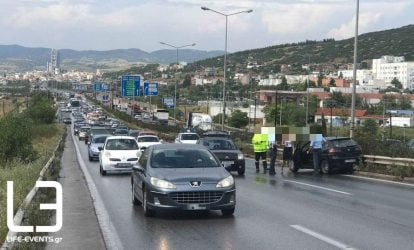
[61,123,414,250]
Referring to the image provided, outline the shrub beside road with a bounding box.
[0,92,65,243]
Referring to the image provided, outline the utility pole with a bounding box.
[274,91,278,128]
[279,97,283,126]
[306,55,310,126]
[254,95,257,132]
[389,113,393,138]
[350,0,360,138]
[330,100,334,136]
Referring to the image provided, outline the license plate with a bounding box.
[222,161,234,166]
[345,159,356,163]
[187,204,206,210]
[116,163,132,168]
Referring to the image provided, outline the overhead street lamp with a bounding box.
[159,42,196,121]
[350,0,360,138]
[201,6,253,130]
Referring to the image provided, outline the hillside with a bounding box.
[193,25,414,70]
[0,45,223,72]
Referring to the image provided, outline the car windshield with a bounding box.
[138,137,159,142]
[80,127,90,132]
[181,134,199,140]
[151,148,219,168]
[105,139,139,150]
[203,139,236,150]
[330,139,358,148]
[93,136,108,144]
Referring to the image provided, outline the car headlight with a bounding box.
[216,175,234,188]
[136,151,142,157]
[238,153,244,160]
[104,151,111,157]
[150,177,176,189]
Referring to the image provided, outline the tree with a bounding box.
[277,76,289,90]
[317,73,324,87]
[229,110,249,128]
[182,74,192,88]
[391,78,403,89]
[339,72,344,79]
[361,119,378,136]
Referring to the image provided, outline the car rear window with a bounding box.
[138,137,159,142]
[93,136,107,143]
[330,139,358,148]
[203,139,236,150]
[151,149,219,168]
[181,134,199,140]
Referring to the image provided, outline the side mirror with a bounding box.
[98,146,103,151]
[87,141,91,145]
[132,164,144,173]
[160,139,164,144]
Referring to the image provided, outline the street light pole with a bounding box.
[159,42,196,122]
[201,6,253,130]
[350,0,360,138]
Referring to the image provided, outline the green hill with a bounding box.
[192,25,414,70]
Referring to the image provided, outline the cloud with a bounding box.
[0,0,412,51]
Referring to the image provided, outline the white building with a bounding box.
[259,78,282,86]
[372,56,414,89]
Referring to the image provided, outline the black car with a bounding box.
[131,144,236,217]
[197,137,245,175]
[73,122,86,135]
[292,137,362,174]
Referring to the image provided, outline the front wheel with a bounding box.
[100,165,107,176]
[143,189,155,217]
[131,182,141,206]
[221,208,235,216]
[321,160,330,174]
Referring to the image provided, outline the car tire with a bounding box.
[237,166,245,176]
[143,188,155,217]
[321,160,330,174]
[221,208,235,216]
[100,165,107,176]
[131,182,141,206]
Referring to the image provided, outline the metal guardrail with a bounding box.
[363,155,414,167]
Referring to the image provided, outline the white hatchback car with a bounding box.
[99,136,141,175]
[137,135,162,151]
[175,133,199,144]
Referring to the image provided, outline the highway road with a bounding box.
[61,119,414,250]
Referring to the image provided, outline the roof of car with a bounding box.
[106,136,136,140]
[151,144,205,150]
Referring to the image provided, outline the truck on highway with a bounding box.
[153,109,169,125]
[188,112,212,131]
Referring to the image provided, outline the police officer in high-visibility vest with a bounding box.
[252,134,268,173]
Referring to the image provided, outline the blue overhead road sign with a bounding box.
[121,75,140,97]
[163,97,175,108]
[144,82,159,96]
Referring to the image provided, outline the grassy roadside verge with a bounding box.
[0,124,65,245]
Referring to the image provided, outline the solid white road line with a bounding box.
[284,180,352,195]
[290,225,356,250]
[341,174,414,188]
[71,127,124,250]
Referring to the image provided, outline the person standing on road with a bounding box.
[281,141,293,173]
[252,134,268,173]
[310,135,323,173]
[268,143,277,176]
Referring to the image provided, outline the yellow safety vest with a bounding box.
[252,134,268,153]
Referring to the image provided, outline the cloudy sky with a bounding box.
[0,0,412,52]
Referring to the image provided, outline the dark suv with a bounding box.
[197,136,245,175]
[292,137,362,174]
